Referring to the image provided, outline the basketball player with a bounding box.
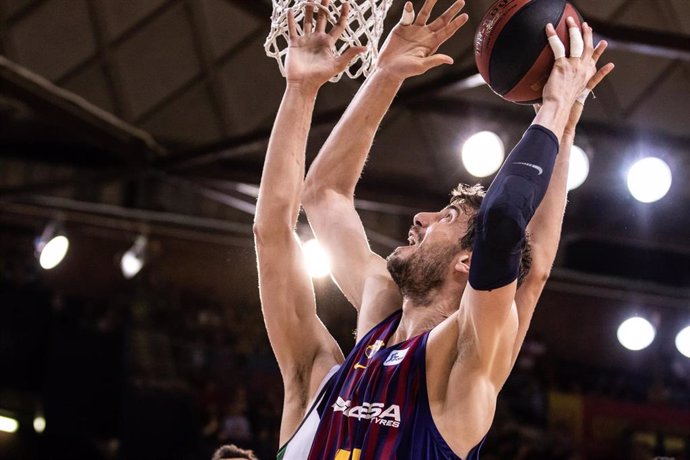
[254,0,614,458]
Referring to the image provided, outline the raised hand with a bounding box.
[542,17,614,107]
[376,0,469,81]
[564,61,615,134]
[285,0,366,91]
[536,19,614,132]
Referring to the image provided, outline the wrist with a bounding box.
[532,98,572,142]
[541,94,572,108]
[562,128,576,138]
[563,105,584,139]
[370,66,406,86]
[285,80,321,98]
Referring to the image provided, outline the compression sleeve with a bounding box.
[468,124,559,291]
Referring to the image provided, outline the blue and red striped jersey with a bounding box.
[305,310,484,460]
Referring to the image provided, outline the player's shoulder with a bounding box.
[356,287,403,341]
[426,312,463,362]
[355,306,403,343]
[425,308,502,379]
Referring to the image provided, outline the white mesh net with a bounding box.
[265,0,394,82]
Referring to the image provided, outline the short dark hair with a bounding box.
[212,444,258,460]
[450,183,532,286]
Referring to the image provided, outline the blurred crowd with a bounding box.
[2,261,690,459]
[156,293,690,460]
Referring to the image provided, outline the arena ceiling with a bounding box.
[1,0,689,363]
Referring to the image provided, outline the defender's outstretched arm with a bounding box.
[303,0,469,338]
[254,2,364,443]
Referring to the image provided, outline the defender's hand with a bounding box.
[285,0,366,90]
[375,0,468,81]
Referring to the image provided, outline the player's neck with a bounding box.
[390,283,462,345]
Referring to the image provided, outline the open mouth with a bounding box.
[407,229,423,246]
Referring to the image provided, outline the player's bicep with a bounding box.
[460,282,518,369]
[303,190,400,313]
[255,232,343,379]
[510,265,549,366]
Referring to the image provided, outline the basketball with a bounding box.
[474,0,583,104]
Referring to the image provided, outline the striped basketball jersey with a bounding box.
[279,310,485,460]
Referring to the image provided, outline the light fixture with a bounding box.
[617,316,656,351]
[121,236,147,279]
[675,326,690,358]
[627,157,672,203]
[0,414,19,433]
[33,416,46,433]
[301,238,331,278]
[567,145,589,191]
[35,222,69,270]
[461,131,505,178]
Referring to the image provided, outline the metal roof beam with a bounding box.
[0,56,165,164]
[588,18,690,61]
[408,96,690,150]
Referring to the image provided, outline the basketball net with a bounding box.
[265,0,394,82]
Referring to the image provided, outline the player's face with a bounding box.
[386,205,470,299]
[396,204,469,255]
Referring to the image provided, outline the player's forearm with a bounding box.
[524,130,572,277]
[514,98,573,272]
[303,69,403,200]
[469,125,559,290]
[509,134,572,368]
[531,96,571,144]
[255,84,318,234]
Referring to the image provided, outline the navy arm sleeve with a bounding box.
[468,124,559,291]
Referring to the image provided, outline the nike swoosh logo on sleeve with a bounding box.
[513,162,543,175]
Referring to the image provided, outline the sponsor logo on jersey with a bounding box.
[353,339,385,370]
[332,396,401,428]
[383,348,409,366]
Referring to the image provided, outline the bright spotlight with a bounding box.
[0,415,18,433]
[121,236,147,279]
[675,326,690,358]
[37,235,69,270]
[461,131,505,178]
[302,239,331,278]
[33,416,46,433]
[617,317,655,351]
[627,157,672,203]
[567,145,589,191]
[35,223,69,270]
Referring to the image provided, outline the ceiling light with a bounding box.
[617,316,655,351]
[0,415,18,433]
[461,131,505,178]
[627,157,672,203]
[33,416,46,434]
[302,239,331,278]
[121,236,147,279]
[567,145,589,191]
[675,326,690,359]
[35,223,69,270]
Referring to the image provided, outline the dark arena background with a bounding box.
[1,0,690,459]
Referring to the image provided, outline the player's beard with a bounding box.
[386,240,460,305]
